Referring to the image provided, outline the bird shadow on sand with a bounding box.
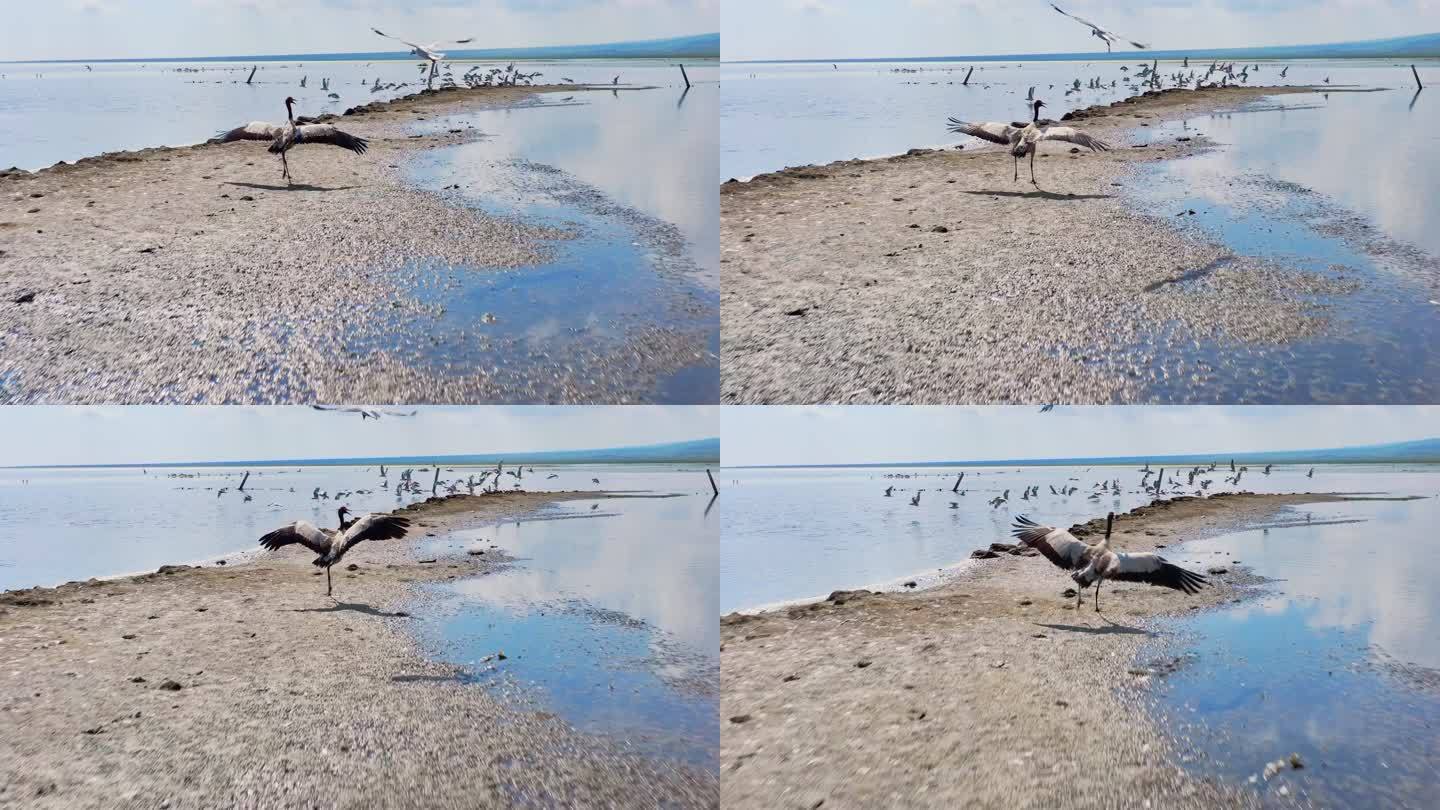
[964,189,1113,201]
[292,601,409,618]
[223,181,358,192]
[1034,619,1153,637]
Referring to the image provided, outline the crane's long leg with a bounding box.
[326,564,332,597]
[1076,586,1083,610]
[1030,150,1039,188]
[1013,155,1019,183]
[1094,579,1103,613]
[280,151,290,185]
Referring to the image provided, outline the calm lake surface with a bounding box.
[401,70,720,403]
[722,58,1440,404]
[1141,488,1440,807]
[412,476,718,769]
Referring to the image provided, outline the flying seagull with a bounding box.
[1050,4,1149,52]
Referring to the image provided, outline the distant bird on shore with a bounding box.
[259,506,411,596]
[910,491,923,506]
[948,99,1110,187]
[612,75,620,86]
[884,485,895,497]
[1012,513,1206,611]
[210,97,367,185]
[1049,4,1148,52]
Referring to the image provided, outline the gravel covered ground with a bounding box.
[0,84,710,403]
[0,491,716,809]
[719,492,1398,810]
[719,85,1347,404]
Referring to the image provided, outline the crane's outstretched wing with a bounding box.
[209,122,282,144]
[320,514,412,565]
[1011,515,1094,570]
[1107,553,1208,594]
[292,124,369,154]
[1035,126,1111,151]
[259,521,333,555]
[946,118,1017,144]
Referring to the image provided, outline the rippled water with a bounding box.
[409,472,718,769]
[0,462,688,591]
[720,463,1430,613]
[1142,487,1440,807]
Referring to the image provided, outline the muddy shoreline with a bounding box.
[0,490,717,809]
[0,84,710,404]
[718,491,1402,809]
[718,85,1373,405]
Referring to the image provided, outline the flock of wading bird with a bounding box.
[881,461,1320,611]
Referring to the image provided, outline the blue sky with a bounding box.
[723,1,1440,61]
[722,406,1440,466]
[3,1,716,61]
[0,406,718,466]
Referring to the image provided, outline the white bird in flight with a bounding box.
[371,28,475,63]
[1050,4,1148,52]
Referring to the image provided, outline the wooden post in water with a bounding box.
[963,66,974,86]
[238,471,250,492]
[1155,467,1165,496]
[246,65,257,85]
[706,469,719,497]
[679,64,691,89]
[1413,65,1424,90]
[432,467,440,496]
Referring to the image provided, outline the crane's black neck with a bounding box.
[285,99,295,123]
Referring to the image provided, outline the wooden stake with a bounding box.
[246,65,257,85]
[432,467,440,496]
[706,469,719,497]
[963,66,974,86]
[679,64,691,89]
[238,471,249,492]
[1413,65,1424,90]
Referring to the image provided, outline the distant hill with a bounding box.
[12,438,721,469]
[735,438,1440,469]
[738,31,1440,64]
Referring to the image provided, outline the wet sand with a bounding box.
[720,85,1349,404]
[0,491,716,809]
[0,84,706,404]
[719,492,1403,810]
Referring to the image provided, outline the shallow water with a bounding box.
[719,463,1428,613]
[1118,87,1440,404]
[408,476,718,769]
[0,462,687,591]
[1142,489,1440,807]
[0,58,704,171]
[391,72,719,403]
